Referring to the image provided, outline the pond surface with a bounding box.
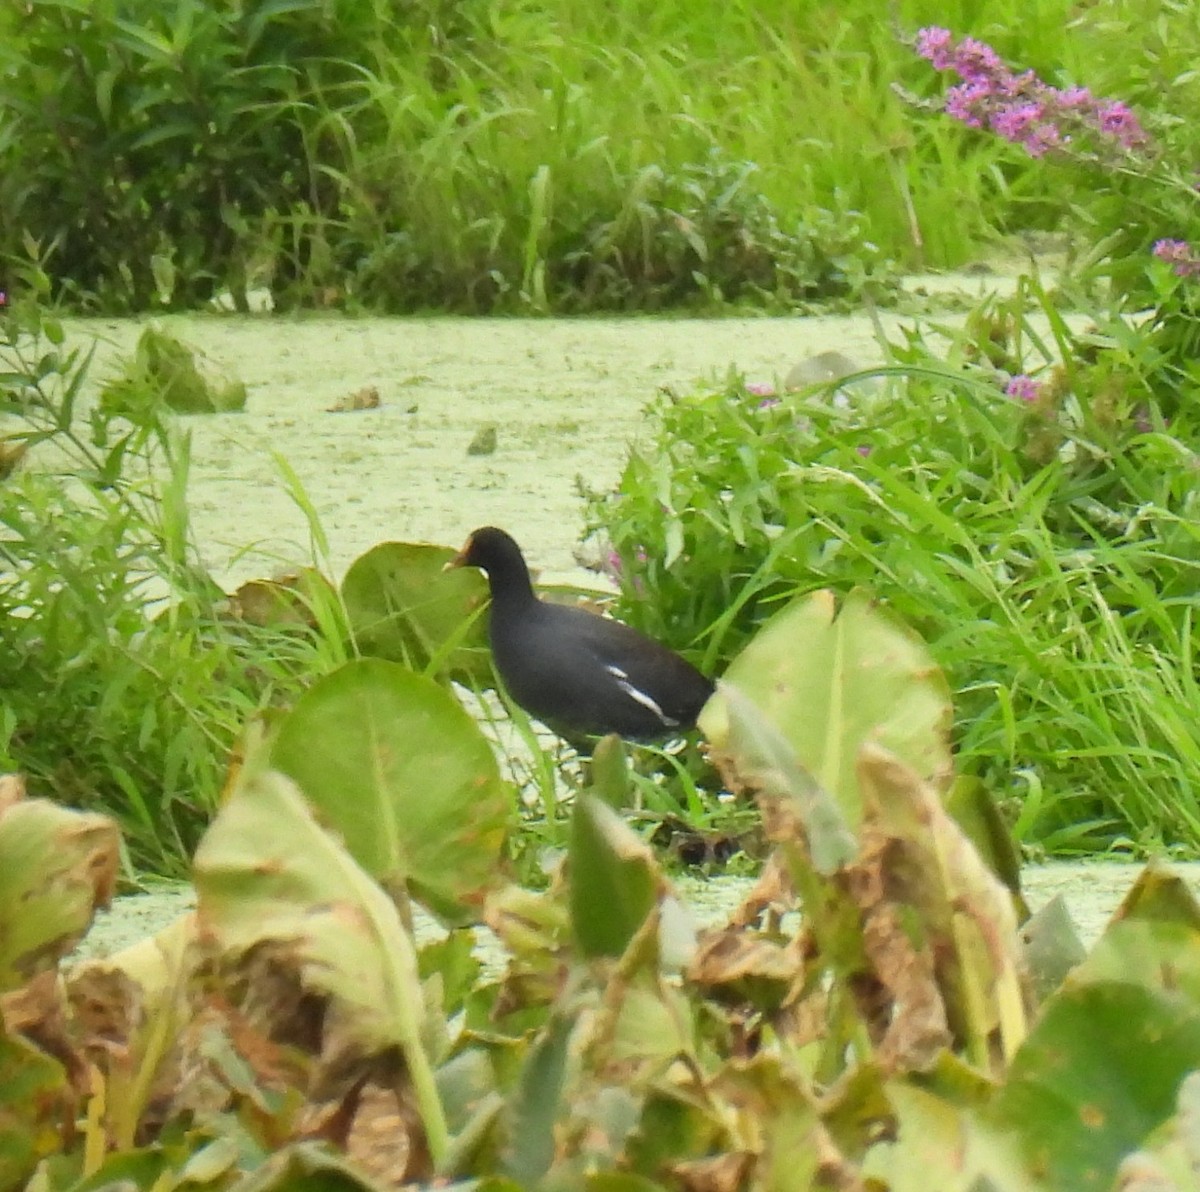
[66,267,1033,592]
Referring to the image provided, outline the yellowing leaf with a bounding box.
[0,776,119,990]
[700,589,952,826]
[193,765,448,1166]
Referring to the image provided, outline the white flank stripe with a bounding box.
[613,676,677,726]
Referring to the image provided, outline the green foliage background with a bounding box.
[1,0,1197,312]
[586,273,1200,855]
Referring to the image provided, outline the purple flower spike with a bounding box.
[1153,238,1191,261]
[916,28,1151,160]
[953,36,1006,83]
[1058,86,1091,107]
[1005,375,1042,403]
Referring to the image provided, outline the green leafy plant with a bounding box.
[585,275,1200,853]
[1,0,1106,313]
[4,591,1200,1190]
[0,294,329,873]
[911,21,1200,302]
[0,0,401,310]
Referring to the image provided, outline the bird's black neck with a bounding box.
[482,549,538,612]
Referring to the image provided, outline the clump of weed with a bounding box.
[100,325,247,418]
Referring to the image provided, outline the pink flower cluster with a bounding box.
[1005,374,1043,403]
[1152,238,1200,278]
[915,28,1148,159]
[606,545,649,587]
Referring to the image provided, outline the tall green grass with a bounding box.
[0,298,346,875]
[330,0,1061,306]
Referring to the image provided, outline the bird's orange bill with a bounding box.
[443,536,474,572]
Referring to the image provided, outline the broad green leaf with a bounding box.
[1113,1071,1200,1191]
[710,683,856,873]
[569,796,660,959]
[341,543,490,682]
[699,589,952,826]
[270,658,513,924]
[990,981,1200,1191]
[192,766,447,1167]
[0,776,119,989]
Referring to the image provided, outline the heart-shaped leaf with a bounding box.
[699,589,952,826]
[270,658,514,924]
[341,542,491,683]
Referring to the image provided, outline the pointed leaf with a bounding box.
[589,733,632,810]
[502,1014,572,1187]
[1067,865,1200,1004]
[1114,864,1200,931]
[570,796,660,959]
[945,775,1027,917]
[270,659,513,924]
[1019,895,1086,1003]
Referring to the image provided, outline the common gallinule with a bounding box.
[449,527,714,739]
